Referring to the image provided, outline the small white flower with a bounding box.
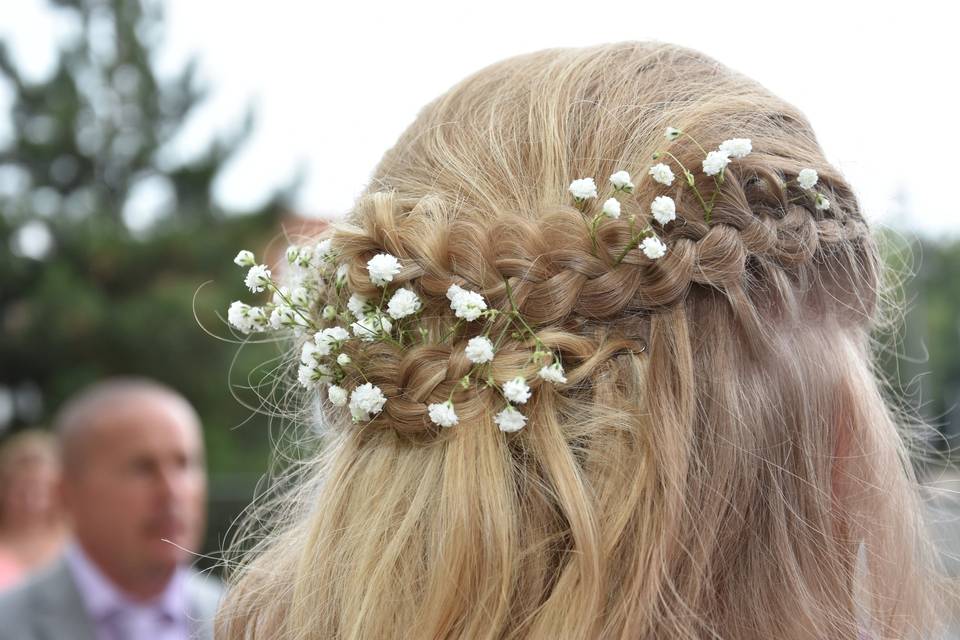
[347,293,369,320]
[386,287,422,319]
[494,405,527,432]
[228,301,253,333]
[322,305,338,320]
[538,361,567,384]
[315,326,350,354]
[247,307,270,331]
[446,283,465,301]
[292,245,315,270]
[351,314,392,341]
[234,250,255,267]
[244,264,272,293]
[601,198,621,219]
[640,236,667,260]
[465,336,495,364]
[366,253,401,287]
[298,362,334,388]
[336,353,351,366]
[798,168,819,190]
[270,305,307,331]
[650,195,676,225]
[648,163,675,186]
[609,170,634,193]
[315,238,334,262]
[665,126,682,141]
[290,286,312,308]
[327,384,348,407]
[428,400,459,427]
[335,263,349,285]
[568,177,598,201]
[702,150,731,176]
[301,340,322,366]
[502,376,531,404]
[718,138,752,159]
[448,285,487,322]
[349,382,387,420]
[815,193,830,210]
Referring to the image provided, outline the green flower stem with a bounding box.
[265,281,316,331]
[613,226,653,265]
[661,150,712,220]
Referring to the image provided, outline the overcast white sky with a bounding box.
[3,0,958,238]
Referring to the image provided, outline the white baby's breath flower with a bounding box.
[702,150,731,176]
[448,286,487,321]
[502,376,531,404]
[327,384,348,407]
[568,177,598,201]
[446,283,465,301]
[301,340,322,366]
[322,305,338,320]
[336,353,351,366]
[285,245,300,265]
[270,305,308,331]
[228,301,253,333]
[290,286,312,308]
[366,253,401,287]
[349,382,387,420]
[494,405,527,432]
[347,293,369,320]
[609,170,634,193]
[648,163,675,186]
[640,236,667,260]
[293,245,315,270]
[665,126,683,141]
[248,307,270,331]
[798,168,819,190]
[601,198,621,219]
[234,250,255,268]
[464,336,495,364]
[244,264,272,293]
[315,326,350,355]
[650,195,676,225]
[335,263,348,285]
[815,193,830,210]
[386,287,422,319]
[538,361,567,384]
[351,314,392,341]
[315,238,334,262]
[718,138,752,159]
[428,400,459,427]
[298,362,334,388]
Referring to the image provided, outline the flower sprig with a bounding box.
[568,169,669,266]
[227,244,570,433]
[651,126,829,222]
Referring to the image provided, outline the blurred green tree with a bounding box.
[0,0,303,565]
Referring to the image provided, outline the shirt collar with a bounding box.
[64,540,189,623]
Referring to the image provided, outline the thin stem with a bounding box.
[266,282,316,331]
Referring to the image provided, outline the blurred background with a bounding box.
[1,0,958,582]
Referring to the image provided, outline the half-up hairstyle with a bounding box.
[216,41,956,639]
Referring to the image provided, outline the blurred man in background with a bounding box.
[0,377,221,639]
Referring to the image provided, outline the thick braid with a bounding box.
[329,157,875,438]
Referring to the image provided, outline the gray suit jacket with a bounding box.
[0,556,222,640]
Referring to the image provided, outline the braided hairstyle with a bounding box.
[217,41,954,639]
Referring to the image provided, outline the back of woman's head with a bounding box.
[217,41,955,639]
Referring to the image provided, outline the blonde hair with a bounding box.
[216,41,956,639]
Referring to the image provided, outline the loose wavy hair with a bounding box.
[216,41,956,639]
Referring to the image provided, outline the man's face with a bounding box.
[62,393,207,577]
